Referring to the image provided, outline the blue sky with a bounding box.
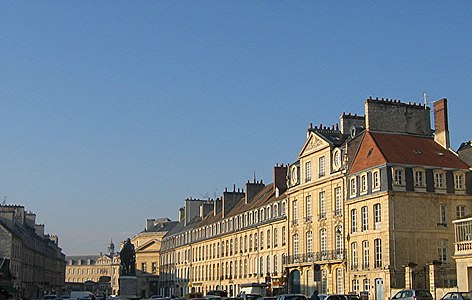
[1,1,471,255]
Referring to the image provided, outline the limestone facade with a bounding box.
[0,204,66,299]
[65,242,120,296]
[159,166,289,297]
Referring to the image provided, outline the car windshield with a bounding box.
[460,293,471,300]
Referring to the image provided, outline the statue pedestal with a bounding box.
[119,276,137,298]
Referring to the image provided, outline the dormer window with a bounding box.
[434,170,446,190]
[350,177,357,197]
[360,173,368,195]
[372,169,380,191]
[392,167,405,186]
[454,172,465,191]
[414,169,426,188]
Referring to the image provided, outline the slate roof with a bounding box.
[145,220,179,233]
[349,131,469,174]
[307,128,350,147]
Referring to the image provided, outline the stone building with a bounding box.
[159,165,289,297]
[65,241,120,296]
[132,218,178,298]
[0,204,66,299]
[345,98,471,300]
[284,113,363,296]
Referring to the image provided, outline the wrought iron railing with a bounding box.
[282,249,346,264]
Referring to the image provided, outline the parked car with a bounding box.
[277,294,308,300]
[324,295,349,300]
[441,292,471,300]
[392,290,433,300]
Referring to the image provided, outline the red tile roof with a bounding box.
[349,131,469,174]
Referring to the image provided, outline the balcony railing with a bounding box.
[283,249,346,265]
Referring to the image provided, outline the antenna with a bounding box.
[423,92,429,107]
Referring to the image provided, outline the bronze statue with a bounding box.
[119,238,136,276]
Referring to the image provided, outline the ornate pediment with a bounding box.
[299,133,329,158]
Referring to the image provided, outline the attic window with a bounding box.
[366,148,373,158]
[413,149,422,155]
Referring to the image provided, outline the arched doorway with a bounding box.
[290,270,301,294]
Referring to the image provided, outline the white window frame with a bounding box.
[319,191,326,220]
[351,209,357,233]
[319,156,326,177]
[306,195,312,221]
[362,240,369,269]
[438,239,448,262]
[457,205,466,219]
[454,171,466,191]
[414,168,426,188]
[305,161,312,182]
[350,177,357,197]
[360,173,368,194]
[372,169,380,191]
[335,187,342,216]
[393,167,405,186]
[306,231,313,254]
[434,170,446,190]
[361,206,368,231]
[374,238,382,268]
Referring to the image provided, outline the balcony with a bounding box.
[283,250,346,265]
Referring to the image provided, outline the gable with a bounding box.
[136,239,161,252]
[299,132,330,158]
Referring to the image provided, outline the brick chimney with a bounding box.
[273,164,288,197]
[433,98,450,149]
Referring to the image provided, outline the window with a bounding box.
[360,173,368,193]
[282,226,286,246]
[306,161,312,182]
[336,268,344,294]
[438,239,448,262]
[439,205,447,227]
[334,187,342,216]
[293,234,299,256]
[374,239,382,268]
[267,230,271,248]
[142,262,147,273]
[320,228,327,257]
[372,169,380,190]
[352,279,359,294]
[274,228,278,247]
[363,278,371,292]
[362,240,369,269]
[350,177,357,197]
[319,191,326,219]
[455,172,465,190]
[361,206,368,231]
[393,168,405,185]
[306,231,313,254]
[274,255,278,274]
[435,171,446,189]
[351,242,358,269]
[292,200,298,225]
[457,205,466,218]
[321,269,328,294]
[373,203,381,224]
[306,195,312,221]
[351,209,358,233]
[414,169,425,187]
[319,156,326,177]
[335,226,343,257]
[260,231,264,249]
[254,233,258,249]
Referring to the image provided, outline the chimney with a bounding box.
[178,207,185,222]
[273,164,288,197]
[434,98,450,149]
[245,180,265,204]
[146,219,156,231]
[35,224,45,238]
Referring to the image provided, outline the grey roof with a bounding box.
[145,220,179,233]
[308,128,351,147]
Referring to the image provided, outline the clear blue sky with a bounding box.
[1,1,471,255]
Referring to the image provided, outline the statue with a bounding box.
[119,238,136,276]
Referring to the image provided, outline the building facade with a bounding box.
[159,165,289,297]
[0,204,66,299]
[65,241,121,296]
[132,218,178,298]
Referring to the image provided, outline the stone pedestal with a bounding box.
[119,276,137,298]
